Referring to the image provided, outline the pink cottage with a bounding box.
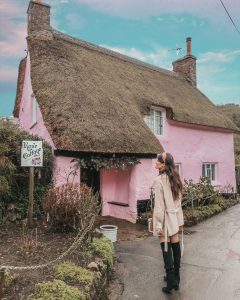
[14,1,239,223]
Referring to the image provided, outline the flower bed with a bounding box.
[183,199,239,226]
[1,228,114,300]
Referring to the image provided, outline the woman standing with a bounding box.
[152,152,184,294]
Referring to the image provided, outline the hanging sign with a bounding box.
[21,140,43,167]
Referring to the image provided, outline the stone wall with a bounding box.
[173,55,197,87]
[27,1,51,34]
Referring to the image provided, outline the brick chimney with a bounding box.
[27,0,51,34]
[172,37,197,87]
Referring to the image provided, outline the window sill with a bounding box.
[155,134,164,137]
[30,122,37,129]
[108,201,129,207]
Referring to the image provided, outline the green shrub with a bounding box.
[183,203,233,225]
[54,262,94,288]
[0,121,53,220]
[90,237,114,270]
[27,279,86,300]
[182,176,218,208]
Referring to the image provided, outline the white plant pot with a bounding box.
[100,225,118,242]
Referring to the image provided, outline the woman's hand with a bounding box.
[157,228,163,236]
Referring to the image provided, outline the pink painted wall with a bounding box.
[53,156,80,186]
[135,119,237,204]
[101,168,137,223]
[161,120,236,190]
[18,54,80,185]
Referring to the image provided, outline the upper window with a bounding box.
[202,163,216,181]
[145,108,164,135]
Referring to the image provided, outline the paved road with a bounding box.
[114,204,240,300]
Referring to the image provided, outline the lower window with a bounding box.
[175,163,181,176]
[202,163,216,181]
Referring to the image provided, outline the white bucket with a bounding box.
[100,225,118,242]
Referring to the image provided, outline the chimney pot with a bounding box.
[186,37,192,56]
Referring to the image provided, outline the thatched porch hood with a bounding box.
[23,29,238,155]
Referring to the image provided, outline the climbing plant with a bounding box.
[72,156,141,171]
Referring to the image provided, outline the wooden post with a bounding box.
[28,166,34,227]
[0,269,5,300]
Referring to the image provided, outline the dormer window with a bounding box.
[145,107,165,135]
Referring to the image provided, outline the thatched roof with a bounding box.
[20,29,238,154]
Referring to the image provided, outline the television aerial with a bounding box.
[168,44,185,56]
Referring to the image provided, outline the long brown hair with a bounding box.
[158,152,183,200]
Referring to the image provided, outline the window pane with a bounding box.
[211,164,215,181]
[202,164,205,177]
[145,109,164,135]
[202,163,216,181]
[154,110,162,135]
[160,116,163,135]
[153,110,156,133]
[150,110,154,132]
[157,119,159,134]
[207,168,211,178]
[175,164,180,173]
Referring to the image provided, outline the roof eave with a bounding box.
[169,119,238,133]
[54,149,158,158]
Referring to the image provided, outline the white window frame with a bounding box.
[144,106,166,136]
[175,163,182,176]
[31,96,37,127]
[202,163,216,182]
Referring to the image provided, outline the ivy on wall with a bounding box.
[72,156,141,171]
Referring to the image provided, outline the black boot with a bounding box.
[160,242,178,294]
[172,241,181,286]
[163,242,181,287]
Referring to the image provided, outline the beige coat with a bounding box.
[152,173,184,241]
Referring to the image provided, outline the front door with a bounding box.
[80,168,101,205]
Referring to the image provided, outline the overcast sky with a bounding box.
[0,0,240,116]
